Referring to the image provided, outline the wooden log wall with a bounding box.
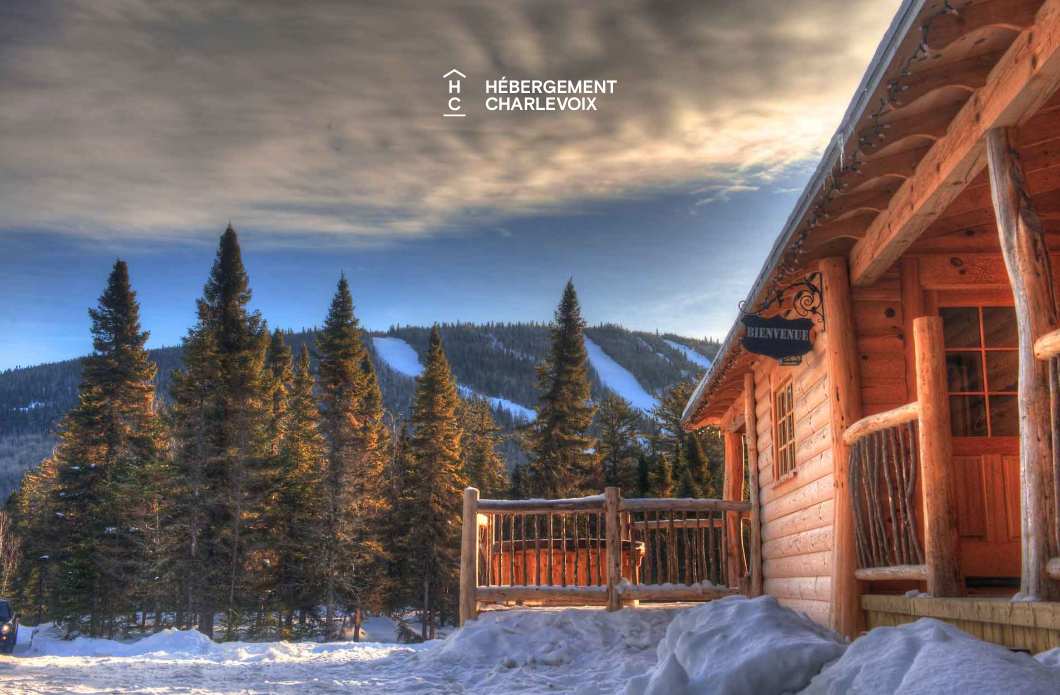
[751,317,836,627]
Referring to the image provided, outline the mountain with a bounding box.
[0,322,717,499]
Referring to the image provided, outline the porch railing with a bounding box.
[459,487,754,624]
[843,316,962,596]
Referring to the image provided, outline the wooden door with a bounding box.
[951,439,1020,579]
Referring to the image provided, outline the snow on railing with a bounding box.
[459,487,751,624]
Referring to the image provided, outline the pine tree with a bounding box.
[274,345,326,635]
[170,225,270,638]
[404,326,466,638]
[316,275,389,640]
[527,281,596,497]
[595,393,641,495]
[459,398,508,498]
[48,260,163,635]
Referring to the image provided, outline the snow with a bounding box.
[5,599,1060,693]
[663,339,713,369]
[372,336,423,377]
[373,336,536,421]
[625,595,845,695]
[802,617,1060,694]
[583,337,659,412]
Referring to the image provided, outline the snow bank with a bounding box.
[26,626,217,658]
[663,339,712,369]
[625,596,845,695]
[372,336,423,377]
[421,606,679,693]
[584,337,659,412]
[803,618,1060,694]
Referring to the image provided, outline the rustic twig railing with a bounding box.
[1032,327,1060,582]
[459,487,754,624]
[844,403,926,581]
[842,316,962,596]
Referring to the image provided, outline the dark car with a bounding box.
[0,601,17,654]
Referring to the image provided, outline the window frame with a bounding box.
[772,376,797,481]
[940,304,1018,438]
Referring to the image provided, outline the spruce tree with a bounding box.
[49,260,163,635]
[274,345,326,635]
[316,275,389,640]
[170,225,270,638]
[459,398,508,498]
[527,281,596,497]
[596,393,641,495]
[404,326,466,638]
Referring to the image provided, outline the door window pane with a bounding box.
[942,307,981,348]
[989,396,1019,436]
[986,352,1018,393]
[946,352,983,392]
[950,396,988,437]
[983,307,1017,348]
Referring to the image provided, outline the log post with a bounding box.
[605,487,622,611]
[987,127,1060,600]
[743,372,763,596]
[913,317,963,597]
[459,487,480,625]
[722,429,744,588]
[820,257,864,639]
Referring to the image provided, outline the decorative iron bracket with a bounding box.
[739,271,825,330]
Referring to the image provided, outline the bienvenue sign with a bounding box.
[740,314,814,361]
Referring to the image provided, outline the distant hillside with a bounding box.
[0,323,718,498]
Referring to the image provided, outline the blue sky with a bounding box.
[0,0,900,370]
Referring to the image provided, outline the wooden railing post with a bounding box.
[605,487,622,611]
[988,127,1060,601]
[743,373,763,596]
[459,487,480,625]
[913,317,963,597]
[722,430,743,588]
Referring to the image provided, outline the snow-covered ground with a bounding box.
[583,337,659,412]
[3,597,1059,694]
[662,339,712,370]
[372,336,536,421]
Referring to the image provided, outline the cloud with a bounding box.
[0,0,900,241]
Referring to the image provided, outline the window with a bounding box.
[773,378,796,479]
[940,306,1018,437]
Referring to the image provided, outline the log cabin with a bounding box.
[680,0,1060,651]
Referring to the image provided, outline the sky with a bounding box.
[0,0,902,370]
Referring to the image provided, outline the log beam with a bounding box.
[605,487,622,611]
[987,126,1060,600]
[913,317,964,597]
[820,257,865,638]
[850,0,1060,286]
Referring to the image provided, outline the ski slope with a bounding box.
[663,339,713,369]
[372,336,536,421]
[583,337,659,412]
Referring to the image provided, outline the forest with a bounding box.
[0,226,723,642]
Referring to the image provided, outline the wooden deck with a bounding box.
[863,594,1060,652]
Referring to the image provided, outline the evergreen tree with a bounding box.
[459,397,508,498]
[274,345,326,635]
[48,260,163,635]
[527,281,596,497]
[170,225,270,638]
[316,275,389,640]
[404,326,466,638]
[595,393,641,495]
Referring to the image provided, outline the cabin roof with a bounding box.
[682,0,1060,430]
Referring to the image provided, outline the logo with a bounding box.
[443,68,466,118]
